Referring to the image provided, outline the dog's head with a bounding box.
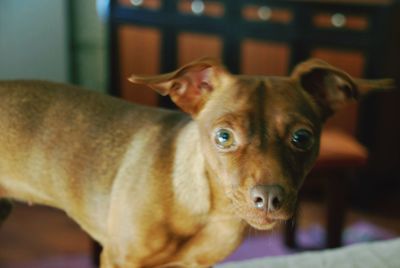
[129,58,392,230]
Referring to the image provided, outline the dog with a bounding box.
[0,58,392,267]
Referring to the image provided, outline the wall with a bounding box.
[0,0,69,82]
[70,0,108,92]
[0,0,108,93]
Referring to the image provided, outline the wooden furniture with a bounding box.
[100,0,400,260]
[284,129,369,248]
[108,0,400,104]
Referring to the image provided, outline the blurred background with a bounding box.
[0,0,399,267]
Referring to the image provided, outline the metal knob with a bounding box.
[130,0,143,7]
[331,13,346,28]
[258,6,272,21]
[191,0,205,16]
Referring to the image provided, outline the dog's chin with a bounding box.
[244,216,278,230]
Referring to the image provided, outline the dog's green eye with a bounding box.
[215,129,235,149]
[291,129,314,151]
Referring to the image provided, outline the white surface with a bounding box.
[217,238,400,268]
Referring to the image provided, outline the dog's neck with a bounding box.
[173,120,238,217]
[172,122,211,216]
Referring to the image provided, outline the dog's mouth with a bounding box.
[243,207,294,230]
[230,204,288,230]
[230,196,295,230]
[245,214,278,230]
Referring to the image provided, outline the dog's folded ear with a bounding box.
[128,58,229,116]
[291,58,394,120]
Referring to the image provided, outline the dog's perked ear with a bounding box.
[291,58,394,120]
[128,58,229,116]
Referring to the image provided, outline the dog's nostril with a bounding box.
[270,196,282,211]
[253,196,265,208]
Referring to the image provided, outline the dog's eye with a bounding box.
[214,128,235,149]
[291,129,314,151]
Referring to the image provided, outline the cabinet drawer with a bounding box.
[118,0,161,10]
[178,0,224,17]
[313,12,369,31]
[242,4,293,24]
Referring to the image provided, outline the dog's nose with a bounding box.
[250,185,285,212]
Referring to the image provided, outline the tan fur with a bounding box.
[0,59,392,268]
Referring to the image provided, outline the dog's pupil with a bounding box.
[292,129,312,149]
[215,129,235,149]
[220,132,229,142]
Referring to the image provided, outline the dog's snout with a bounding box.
[250,185,285,213]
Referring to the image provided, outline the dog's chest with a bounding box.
[166,123,211,235]
[168,202,209,237]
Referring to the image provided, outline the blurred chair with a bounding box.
[284,103,368,249]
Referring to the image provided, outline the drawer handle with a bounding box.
[258,6,272,21]
[191,0,205,15]
[130,0,143,7]
[331,13,347,28]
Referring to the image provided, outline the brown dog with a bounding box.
[0,58,392,267]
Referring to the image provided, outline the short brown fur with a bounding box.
[0,58,393,267]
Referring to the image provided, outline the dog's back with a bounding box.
[0,80,190,241]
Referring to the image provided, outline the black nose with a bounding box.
[250,185,285,212]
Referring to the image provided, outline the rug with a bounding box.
[223,220,396,262]
[0,221,396,268]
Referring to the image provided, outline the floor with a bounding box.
[0,199,399,267]
[0,203,92,266]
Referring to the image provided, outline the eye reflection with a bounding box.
[214,128,235,150]
[291,129,314,151]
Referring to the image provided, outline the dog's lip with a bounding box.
[247,218,277,230]
[243,208,294,230]
[244,214,278,230]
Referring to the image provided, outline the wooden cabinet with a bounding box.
[108,0,400,135]
[108,0,400,203]
[108,0,400,101]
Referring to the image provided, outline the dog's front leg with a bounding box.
[0,198,12,226]
[166,216,246,267]
[100,247,142,268]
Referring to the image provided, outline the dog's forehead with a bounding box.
[199,76,318,130]
[229,76,318,117]
[200,75,320,130]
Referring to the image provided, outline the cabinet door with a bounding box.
[312,48,365,77]
[241,39,290,76]
[177,32,222,66]
[240,4,293,76]
[118,25,161,106]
